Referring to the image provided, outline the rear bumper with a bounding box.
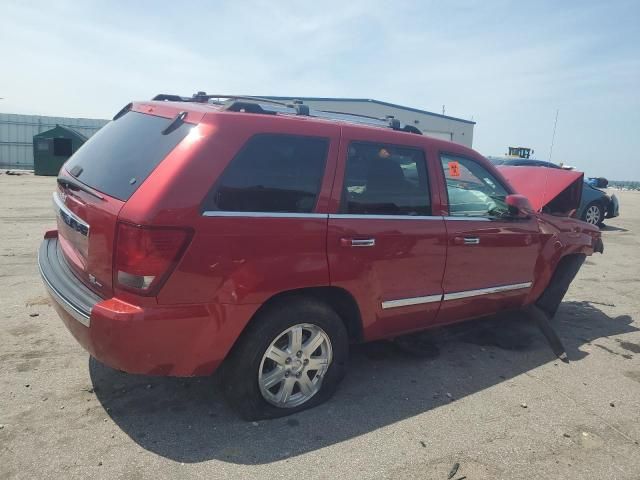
[38,234,100,327]
[606,194,619,218]
[39,234,258,376]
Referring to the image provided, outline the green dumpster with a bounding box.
[33,125,87,176]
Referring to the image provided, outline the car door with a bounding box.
[435,153,542,324]
[327,130,447,341]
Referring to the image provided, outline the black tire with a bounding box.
[222,297,349,420]
[582,201,604,226]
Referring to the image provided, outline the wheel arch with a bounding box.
[245,286,364,344]
[535,253,586,317]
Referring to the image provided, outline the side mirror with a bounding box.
[505,194,533,218]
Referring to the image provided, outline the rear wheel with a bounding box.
[222,298,349,420]
[583,202,603,226]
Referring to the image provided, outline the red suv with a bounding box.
[39,94,603,419]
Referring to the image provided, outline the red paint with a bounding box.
[499,166,584,212]
[43,101,602,377]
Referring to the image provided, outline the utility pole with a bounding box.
[548,109,559,162]
[442,105,445,115]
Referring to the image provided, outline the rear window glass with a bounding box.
[63,111,191,201]
[204,134,329,213]
[342,142,431,216]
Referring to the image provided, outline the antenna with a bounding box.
[548,109,559,162]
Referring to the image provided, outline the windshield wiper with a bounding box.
[57,177,104,201]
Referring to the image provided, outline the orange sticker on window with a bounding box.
[448,161,461,177]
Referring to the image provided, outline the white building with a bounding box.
[0,113,108,169]
[259,97,475,147]
[1,97,474,169]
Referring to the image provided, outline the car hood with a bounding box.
[498,166,584,214]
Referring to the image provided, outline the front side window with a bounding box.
[441,154,509,217]
[207,134,329,213]
[342,142,430,216]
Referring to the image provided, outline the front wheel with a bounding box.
[222,298,349,420]
[583,202,604,226]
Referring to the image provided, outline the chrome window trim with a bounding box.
[37,253,91,327]
[202,211,328,219]
[382,294,443,309]
[53,192,90,234]
[444,216,492,222]
[329,214,443,221]
[443,282,532,301]
[202,212,448,220]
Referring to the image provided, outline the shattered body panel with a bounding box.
[498,165,603,314]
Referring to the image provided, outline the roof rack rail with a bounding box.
[150,92,422,135]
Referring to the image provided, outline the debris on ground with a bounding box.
[590,301,616,307]
[447,462,460,479]
[520,402,528,409]
[526,305,568,361]
[420,441,426,448]
[563,433,571,438]
[29,312,39,317]
[610,402,615,407]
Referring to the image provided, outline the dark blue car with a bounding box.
[488,158,619,226]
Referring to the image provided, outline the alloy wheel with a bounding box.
[258,323,333,408]
[585,205,601,225]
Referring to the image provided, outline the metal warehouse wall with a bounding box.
[261,98,475,147]
[0,113,108,169]
[301,100,474,147]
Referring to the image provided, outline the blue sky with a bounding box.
[1,1,639,179]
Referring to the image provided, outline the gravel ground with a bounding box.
[1,173,639,480]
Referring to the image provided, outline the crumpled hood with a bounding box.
[498,166,584,214]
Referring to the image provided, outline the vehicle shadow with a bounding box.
[600,224,629,232]
[89,301,636,465]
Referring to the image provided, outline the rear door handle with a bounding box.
[454,236,480,245]
[341,238,376,247]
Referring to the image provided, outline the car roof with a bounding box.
[133,98,476,150]
[492,158,562,169]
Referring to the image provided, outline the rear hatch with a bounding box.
[55,107,194,297]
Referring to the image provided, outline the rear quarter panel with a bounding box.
[131,113,342,306]
[578,184,605,218]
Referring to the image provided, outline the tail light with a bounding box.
[114,222,192,295]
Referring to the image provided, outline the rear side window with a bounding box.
[342,142,431,216]
[64,111,191,201]
[205,134,329,213]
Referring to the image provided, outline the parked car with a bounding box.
[39,95,603,420]
[488,157,619,226]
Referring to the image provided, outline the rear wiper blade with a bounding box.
[57,177,104,201]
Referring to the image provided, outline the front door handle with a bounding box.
[341,238,376,247]
[454,236,480,245]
